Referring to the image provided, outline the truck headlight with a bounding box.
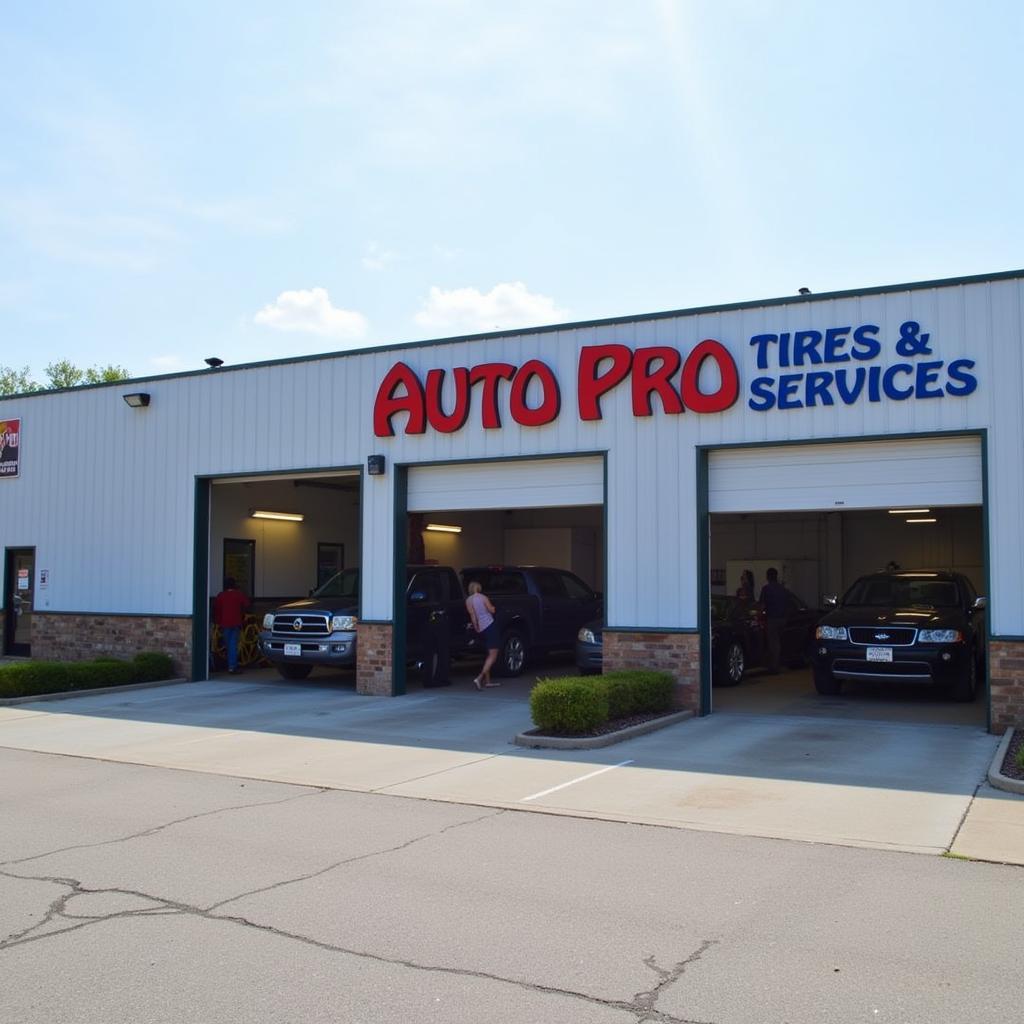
[577,627,595,644]
[331,615,358,632]
[918,629,962,643]
[262,613,275,629]
[815,625,848,640]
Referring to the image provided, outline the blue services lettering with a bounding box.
[747,321,977,411]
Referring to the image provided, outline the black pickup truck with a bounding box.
[460,565,603,676]
[259,565,473,682]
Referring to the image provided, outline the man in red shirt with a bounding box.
[213,577,250,674]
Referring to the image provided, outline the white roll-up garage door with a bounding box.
[708,436,982,513]
[408,456,603,512]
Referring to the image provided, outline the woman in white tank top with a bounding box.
[466,581,501,689]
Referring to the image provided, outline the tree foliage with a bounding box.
[0,362,130,395]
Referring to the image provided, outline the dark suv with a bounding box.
[812,570,986,702]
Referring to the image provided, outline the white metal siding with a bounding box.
[708,437,983,513]
[407,457,603,512]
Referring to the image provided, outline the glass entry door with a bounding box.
[3,548,34,656]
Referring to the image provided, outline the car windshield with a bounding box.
[843,576,959,608]
[710,596,738,621]
[311,568,360,600]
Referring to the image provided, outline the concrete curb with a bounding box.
[987,727,1024,795]
[513,709,694,749]
[0,677,191,707]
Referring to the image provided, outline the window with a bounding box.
[409,571,442,603]
[533,571,566,599]
[558,572,594,600]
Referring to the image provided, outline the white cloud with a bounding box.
[414,282,569,335]
[361,241,397,271]
[253,287,368,340]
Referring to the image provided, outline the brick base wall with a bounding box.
[602,630,701,713]
[990,639,1024,734]
[30,613,192,678]
[356,622,393,696]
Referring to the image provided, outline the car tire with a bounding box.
[813,668,842,696]
[496,629,527,677]
[715,641,745,686]
[277,664,313,681]
[949,654,978,703]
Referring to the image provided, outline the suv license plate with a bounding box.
[866,647,893,662]
[283,643,301,657]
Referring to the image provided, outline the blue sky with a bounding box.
[1,1,1022,380]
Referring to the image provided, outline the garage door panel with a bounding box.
[408,457,603,512]
[709,437,982,513]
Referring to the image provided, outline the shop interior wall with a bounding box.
[210,479,360,603]
[420,505,604,591]
[711,507,983,608]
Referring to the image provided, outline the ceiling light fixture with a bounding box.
[905,517,937,524]
[425,523,462,534]
[888,508,930,514]
[251,510,305,522]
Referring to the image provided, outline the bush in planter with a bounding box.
[67,659,135,690]
[0,662,71,698]
[529,670,675,735]
[132,652,174,683]
[531,678,609,734]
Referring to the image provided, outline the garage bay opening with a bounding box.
[705,436,988,727]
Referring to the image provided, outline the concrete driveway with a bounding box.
[0,676,1002,857]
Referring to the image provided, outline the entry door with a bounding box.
[4,548,35,656]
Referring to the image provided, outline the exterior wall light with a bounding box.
[251,510,305,522]
[425,523,462,533]
[122,393,151,408]
[367,454,386,475]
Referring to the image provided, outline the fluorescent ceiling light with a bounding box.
[251,510,305,522]
[888,508,930,514]
[905,517,937,524]
[425,523,462,533]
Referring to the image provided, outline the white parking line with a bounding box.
[520,760,634,803]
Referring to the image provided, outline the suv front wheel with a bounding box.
[813,667,842,696]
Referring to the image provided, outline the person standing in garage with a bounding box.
[213,577,250,675]
[758,567,788,675]
[466,581,501,690]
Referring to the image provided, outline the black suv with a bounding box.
[812,570,986,702]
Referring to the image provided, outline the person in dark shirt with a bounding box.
[758,567,788,674]
[213,577,250,674]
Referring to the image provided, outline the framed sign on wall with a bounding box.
[316,542,344,588]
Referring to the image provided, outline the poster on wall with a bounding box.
[223,538,255,598]
[317,542,344,587]
[0,419,20,478]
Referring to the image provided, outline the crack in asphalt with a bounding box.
[1,865,718,1023]
[0,786,328,869]
[205,806,506,911]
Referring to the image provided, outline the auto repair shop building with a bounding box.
[1,268,1022,734]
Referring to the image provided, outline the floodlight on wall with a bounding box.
[367,454,386,475]
[425,523,462,534]
[122,392,151,408]
[251,509,305,522]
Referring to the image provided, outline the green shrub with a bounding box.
[132,652,174,683]
[0,662,71,698]
[531,678,609,734]
[67,660,135,690]
[529,670,675,735]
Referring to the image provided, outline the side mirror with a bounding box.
[972,596,987,611]
[408,590,427,604]
[824,594,838,608]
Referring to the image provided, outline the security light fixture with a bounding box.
[798,287,811,295]
[888,508,930,514]
[425,523,462,534]
[367,454,386,475]
[122,392,151,408]
[250,509,305,522]
[204,357,224,368]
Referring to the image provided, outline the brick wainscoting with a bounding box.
[602,630,701,713]
[356,622,393,696]
[31,613,192,677]
[989,639,1024,734]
